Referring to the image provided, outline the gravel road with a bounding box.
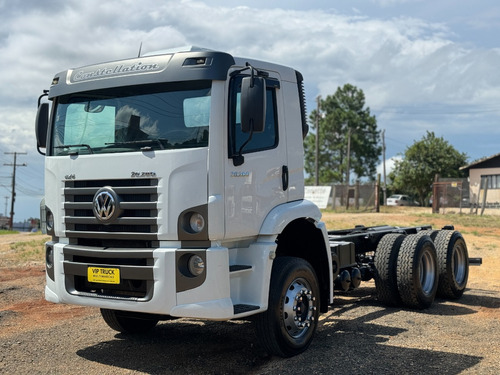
[1,232,499,374]
[1,268,499,374]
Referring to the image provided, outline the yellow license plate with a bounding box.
[87,266,120,284]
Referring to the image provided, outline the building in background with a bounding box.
[460,152,500,209]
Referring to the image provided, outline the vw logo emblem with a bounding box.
[93,187,121,223]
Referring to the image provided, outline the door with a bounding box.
[224,72,288,239]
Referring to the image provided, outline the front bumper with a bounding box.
[45,242,235,320]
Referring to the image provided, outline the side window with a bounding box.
[229,75,279,156]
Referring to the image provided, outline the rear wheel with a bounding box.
[100,309,159,334]
[374,234,406,306]
[255,257,320,357]
[434,230,469,299]
[419,229,439,241]
[397,234,438,309]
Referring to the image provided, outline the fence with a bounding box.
[329,182,378,211]
[432,180,470,214]
[308,177,500,215]
[433,178,500,215]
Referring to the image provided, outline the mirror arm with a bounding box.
[232,128,254,166]
[38,90,49,107]
[37,145,46,156]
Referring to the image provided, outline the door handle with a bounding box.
[282,165,289,191]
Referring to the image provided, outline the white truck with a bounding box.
[36,47,474,357]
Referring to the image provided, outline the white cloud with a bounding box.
[377,156,402,183]
[1,0,500,219]
[370,0,417,6]
[2,0,500,154]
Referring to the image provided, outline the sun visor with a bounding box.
[48,51,235,98]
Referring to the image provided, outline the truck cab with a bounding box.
[36,47,331,340]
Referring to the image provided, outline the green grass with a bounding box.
[427,213,500,228]
[10,238,47,262]
[0,230,19,235]
[321,207,500,231]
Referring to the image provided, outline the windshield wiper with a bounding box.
[54,144,94,154]
[105,139,166,150]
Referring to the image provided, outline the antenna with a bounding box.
[138,42,143,58]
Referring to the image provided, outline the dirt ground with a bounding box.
[0,212,499,374]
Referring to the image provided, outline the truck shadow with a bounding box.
[76,287,492,374]
[334,285,500,316]
[76,319,482,374]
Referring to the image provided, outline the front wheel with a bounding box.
[255,257,320,357]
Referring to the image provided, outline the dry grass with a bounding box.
[0,232,50,267]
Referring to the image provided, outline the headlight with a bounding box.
[46,210,54,232]
[178,205,208,240]
[189,212,205,233]
[188,255,205,276]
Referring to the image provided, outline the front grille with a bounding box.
[64,179,159,247]
[63,245,154,300]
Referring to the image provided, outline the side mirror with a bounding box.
[36,102,49,153]
[240,76,266,133]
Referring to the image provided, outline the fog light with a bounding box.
[189,213,205,233]
[46,245,54,268]
[188,255,205,276]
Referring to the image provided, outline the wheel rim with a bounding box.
[419,249,436,296]
[453,242,467,286]
[282,277,317,339]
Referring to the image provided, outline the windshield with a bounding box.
[51,81,211,155]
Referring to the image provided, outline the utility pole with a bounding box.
[314,95,321,186]
[345,127,352,210]
[382,129,387,205]
[4,152,27,230]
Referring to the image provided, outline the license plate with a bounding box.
[87,266,120,284]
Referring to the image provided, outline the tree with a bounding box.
[389,131,468,205]
[304,84,381,185]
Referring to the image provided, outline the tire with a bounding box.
[434,230,469,299]
[418,229,439,241]
[255,257,320,357]
[397,234,438,309]
[374,234,406,306]
[100,309,159,334]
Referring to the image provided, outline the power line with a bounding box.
[16,174,44,193]
[374,105,500,116]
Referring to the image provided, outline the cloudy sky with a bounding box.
[1,0,500,221]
